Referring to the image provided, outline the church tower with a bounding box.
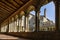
[44,8,46,18]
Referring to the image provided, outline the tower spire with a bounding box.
[44,8,46,18]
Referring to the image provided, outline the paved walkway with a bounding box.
[0,34,30,40]
[0,34,18,39]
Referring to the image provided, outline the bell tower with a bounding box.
[44,8,46,18]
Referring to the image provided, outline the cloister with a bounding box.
[0,0,60,40]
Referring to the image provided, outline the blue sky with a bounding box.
[40,1,55,23]
[30,1,55,23]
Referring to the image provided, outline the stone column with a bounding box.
[25,16,29,32]
[35,10,40,32]
[58,2,60,31]
[37,11,40,31]
[14,18,17,32]
[18,17,20,32]
[55,1,59,31]
[20,17,22,32]
[0,25,1,32]
[59,5,60,31]
[17,18,19,32]
[24,14,26,32]
[6,20,9,32]
[18,14,20,32]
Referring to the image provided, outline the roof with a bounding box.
[0,0,55,24]
[0,0,30,23]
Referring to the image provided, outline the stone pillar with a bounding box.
[55,1,59,31]
[35,10,40,32]
[14,17,17,32]
[17,18,19,32]
[59,2,60,30]
[25,16,29,32]
[0,25,1,32]
[6,20,9,32]
[18,14,20,32]
[20,18,22,32]
[59,5,60,31]
[37,11,40,31]
[24,14,26,32]
[18,17,20,32]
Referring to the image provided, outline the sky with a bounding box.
[30,1,55,23]
[40,1,55,23]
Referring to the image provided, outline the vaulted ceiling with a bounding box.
[0,0,29,23]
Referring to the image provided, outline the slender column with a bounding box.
[19,17,21,32]
[17,18,19,32]
[18,14,20,32]
[35,11,37,32]
[27,16,29,32]
[24,15,25,32]
[55,1,59,31]
[37,11,40,31]
[9,20,10,32]
[24,13,29,32]
[14,17,17,32]
[12,19,14,32]
[20,17,22,32]
[13,20,15,32]
[59,5,60,31]
[18,19,20,32]
[25,16,29,32]
[15,15,19,32]
[0,25,1,32]
[35,10,40,32]
[6,20,9,32]
[14,18,16,32]
[21,16,25,32]
[24,14,26,32]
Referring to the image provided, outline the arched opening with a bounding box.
[28,10,36,32]
[18,11,25,32]
[39,1,55,31]
[1,22,8,32]
[25,5,36,32]
[9,17,15,32]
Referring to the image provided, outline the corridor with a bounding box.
[0,34,29,40]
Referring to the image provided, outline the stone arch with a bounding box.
[20,11,25,15]
[27,5,35,13]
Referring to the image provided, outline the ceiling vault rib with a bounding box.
[0,13,5,19]
[0,6,12,13]
[0,2,15,12]
[14,0,23,6]
[0,10,9,17]
[7,0,20,8]
[1,0,17,10]
[0,11,10,23]
[0,7,10,13]
[0,0,30,24]
[0,14,3,19]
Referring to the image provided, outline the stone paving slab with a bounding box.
[0,34,30,40]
